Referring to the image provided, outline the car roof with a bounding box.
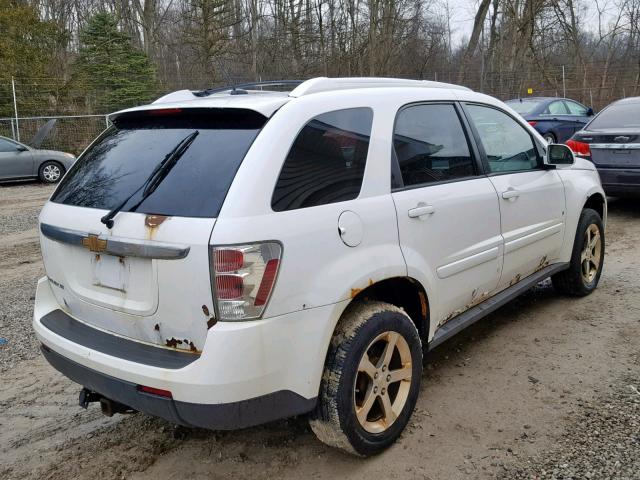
[506,96,582,103]
[110,77,473,120]
[610,96,640,105]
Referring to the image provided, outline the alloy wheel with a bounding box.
[581,223,602,283]
[354,331,413,434]
[42,164,61,182]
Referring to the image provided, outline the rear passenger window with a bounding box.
[393,104,475,187]
[466,104,541,173]
[546,101,569,115]
[271,108,372,211]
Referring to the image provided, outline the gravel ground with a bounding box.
[502,376,640,480]
[0,181,53,371]
[1,182,639,480]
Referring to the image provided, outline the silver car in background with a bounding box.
[0,135,75,183]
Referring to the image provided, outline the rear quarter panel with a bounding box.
[212,91,412,319]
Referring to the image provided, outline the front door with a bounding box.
[0,138,32,178]
[391,103,503,332]
[463,103,565,291]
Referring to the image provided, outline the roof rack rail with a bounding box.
[289,77,471,97]
[193,80,304,97]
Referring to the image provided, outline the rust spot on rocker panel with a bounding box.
[154,323,160,331]
[535,255,550,272]
[202,305,210,316]
[207,317,217,329]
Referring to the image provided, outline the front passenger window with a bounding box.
[466,105,541,173]
[0,139,18,152]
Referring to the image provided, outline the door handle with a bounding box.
[408,204,435,218]
[501,188,520,200]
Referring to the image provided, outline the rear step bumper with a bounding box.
[33,276,339,428]
[41,344,315,429]
[41,309,199,369]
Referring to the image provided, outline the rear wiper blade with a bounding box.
[100,130,200,229]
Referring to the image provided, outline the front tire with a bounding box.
[310,301,422,456]
[543,132,556,144]
[38,161,64,183]
[552,208,604,296]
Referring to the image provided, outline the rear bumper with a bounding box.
[40,344,315,429]
[597,167,640,196]
[34,277,346,429]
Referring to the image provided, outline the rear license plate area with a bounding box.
[92,254,128,292]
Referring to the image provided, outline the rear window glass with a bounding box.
[51,109,265,218]
[505,99,542,115]
[271,108,373,211]
[588,102,640,129]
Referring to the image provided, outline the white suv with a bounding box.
[34,78,606,456]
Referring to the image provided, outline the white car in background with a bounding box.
[33,78,606,456]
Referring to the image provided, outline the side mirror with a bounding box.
[586,107,594,116]
[15,145,28,152]
[547,143,575,166]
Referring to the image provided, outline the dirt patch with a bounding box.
[1,185,639,479]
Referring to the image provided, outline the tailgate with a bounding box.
[40,203,215,352]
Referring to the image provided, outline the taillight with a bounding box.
[528,121,538,127]
[566,139,591,157]
[211,243,282,321]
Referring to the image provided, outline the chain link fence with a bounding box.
[2,66,638,155]
[0,115,109,155]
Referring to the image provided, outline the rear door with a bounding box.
[542,100,574,142]
[39,109,266,352]
[563,100,591,135]
[0,138,33,178]
[463,103,565,290]
[391,103,502,327]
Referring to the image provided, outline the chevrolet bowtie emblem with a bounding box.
[82,234,107,252]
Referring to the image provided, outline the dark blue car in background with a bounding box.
[506,97,594,143]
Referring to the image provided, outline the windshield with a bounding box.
[51,110,265,218]
[505,99,543,115]
[588,102,640,129]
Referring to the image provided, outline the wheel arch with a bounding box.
[346,276,430,344]
[583,192,606,222]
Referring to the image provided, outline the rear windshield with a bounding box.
[505,99,543,115]
[588,102,640,129]
[51,109,265,218]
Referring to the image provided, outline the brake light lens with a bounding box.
[528,121,538,127]
[566,139,591,157]
[147,107,182,116]
[211,243,282,321]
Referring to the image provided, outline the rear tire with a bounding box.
[38,161,64,183]
[309,301,422,456]
[552,208,604,296]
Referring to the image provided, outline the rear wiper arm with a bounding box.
[101,130,200,229]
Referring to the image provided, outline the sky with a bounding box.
[446,0,621,47]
